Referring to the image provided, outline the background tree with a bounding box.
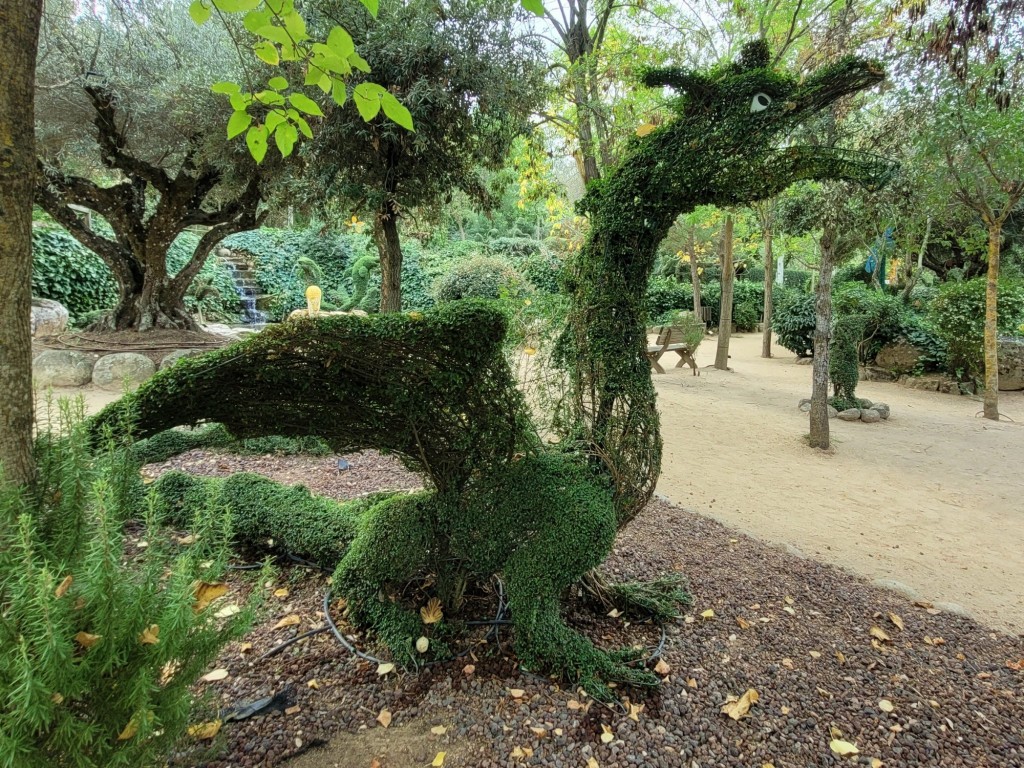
[308,0,546,311]
[0,0,43,487]
[34,0,274,331]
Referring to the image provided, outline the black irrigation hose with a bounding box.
[322,589,388,665]
[258,627,330,661]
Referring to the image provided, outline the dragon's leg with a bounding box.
[331,491,445,666]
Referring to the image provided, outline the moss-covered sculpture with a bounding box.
[341,254,379,311]
[829,314,867,411]
[93,42,892,697]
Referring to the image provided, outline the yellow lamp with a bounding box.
[305,285,322,316]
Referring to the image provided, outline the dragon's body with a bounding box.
[95,42,892,695]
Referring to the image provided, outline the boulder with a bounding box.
[900,374,946,392]
[92,353,156,391]
[874,340,923,374]
[860,409,881,423]
[30,298,69,337]
[201,323,246,341]
[33,350,94,387]
[217,247,232,258]
[872,402,891,420]
[798,398,811,412]
[998,337,1024,391]
[837,408,861,422]
[860,365,898,383]
[160,348,207,370]
[828,405,839,418]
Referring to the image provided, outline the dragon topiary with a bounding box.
[93,41,893,697]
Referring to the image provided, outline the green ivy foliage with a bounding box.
[930,277,1024,379]
[130,423,331,465]
[31,228,117,324]
[829,314,864,409]
[832,282,905,362]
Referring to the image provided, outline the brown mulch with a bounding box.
[155,451,1024,768]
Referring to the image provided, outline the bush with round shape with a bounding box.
[433,256,529,302]
[772,289,817,357]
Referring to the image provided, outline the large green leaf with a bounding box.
[227,110,253,139]
[288,93,324,117]
[268,76,288,91]
[381,92,414,131]
[519,0,544,15]
[188,0,211,24]
[253,41,280,65]
[353,82,385,121]
[357,0,378,17]
[211,81,241,95]
[326,27,355,59]
[246,125,269,163]
[275,122,299,158]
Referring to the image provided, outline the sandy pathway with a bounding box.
[654,332,1024,633]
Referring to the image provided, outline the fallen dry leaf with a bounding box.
[721,688,759,721]
[567,699,583,710]
[201,668,229,682]
[607,608,623,618]
[869,626,891,643]
[888,612,905,631]
[274,588,289,599]
[587,759,600,768]
[784,596,795,605]
[627,701,644,722]
[781,658,794,669]
[307,679,320,689]
[511,745,533,760]
[214,604,241,618]
[239,642,253,653]
[809,651,822,659]
[188,720,222,740]
[74,632,101,649]
[871,759,884,768]
[530,726,547,737]
[421,598,444,625]
[376,663,395,676]
[830,739,860,756]
[193,581,228,612]
[835,651,847,665]
[686,677,698,688]
[879,699,895,713]
[273,614,301,630]
[700,609,715,619]
[462,664,475,676]
[509,688,525,699]
[416,636,430,654]
[55,575,73,598]
[600,724,614,744]
[430,725,448,736]
[1006,659,1024,670]
[654,658,671,676]
[780,706,791,715]
[736,617,751,630]
[783,606,797,616]
[284,705,300,716]
[139,625,160,645]
[376,709,392,728]
[431,752,446,767]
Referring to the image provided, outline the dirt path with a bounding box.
[42,332,1024,634]
[654,332,1024,634]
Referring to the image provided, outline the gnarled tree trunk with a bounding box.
[0,0,43,487]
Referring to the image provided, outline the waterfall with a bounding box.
[220,254,268,326]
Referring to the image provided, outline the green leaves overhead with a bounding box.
[245,124,269,163]
[188,0,211,25]
[227,110,252,139]
[288,92,324,117]
[352,83,414,130]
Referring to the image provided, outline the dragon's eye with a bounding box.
[750,92,772,112]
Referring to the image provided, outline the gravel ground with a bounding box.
[156,451,1024,768]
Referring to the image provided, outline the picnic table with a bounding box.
[646,312,705,375]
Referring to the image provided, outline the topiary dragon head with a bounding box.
[624,39,894,212]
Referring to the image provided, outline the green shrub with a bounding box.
[0,401,255,768]
[832,282,904,362]
[898,314,948,373]
[646,278,693,319]
[167,233,241,323]
[834,260,873,286]
[31,228,117,324]
[130,424,332,465]
[930,277,1024,379]
[829,314,864,409]
[773,289,817,357]
[733,299,761,331]
[433,256,529,302]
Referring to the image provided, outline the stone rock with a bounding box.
[798,398,811,407]
[860,409,881,423]
[958,382,976,396]
[201,323,246,341]
[92,353,156,391]
[798,400,811,412]
[998,337,1024,391]
[33,350,94,387]
[217,247,232,258]
[795,356,813,365]
[837,408,861,422]
[872,402,891,420]
[828,405,838,418]
[30,298,69,337]
[160,348,207,370]
[938,378,958,394]
[900,374,947,392]
[874,340,923,374]
[860,365,898,382]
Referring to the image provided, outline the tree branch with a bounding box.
[85,84,172,192]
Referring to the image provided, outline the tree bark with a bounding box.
[761,223,774,358]
[983,219,1001,420]
[900,216,932,304]
[714,214,734,370]
[689,228,702,320]
[809,222,838,449]
[376,201,403,312]
[0,0,43,487]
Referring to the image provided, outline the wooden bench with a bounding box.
[647,312,705,375]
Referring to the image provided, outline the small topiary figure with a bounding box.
[829,314,866,410]
[342,254,379,311]
[93,42,893,698]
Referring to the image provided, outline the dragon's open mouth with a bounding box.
[775,145,898,191]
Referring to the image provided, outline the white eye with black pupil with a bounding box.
[750,92,772,112]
